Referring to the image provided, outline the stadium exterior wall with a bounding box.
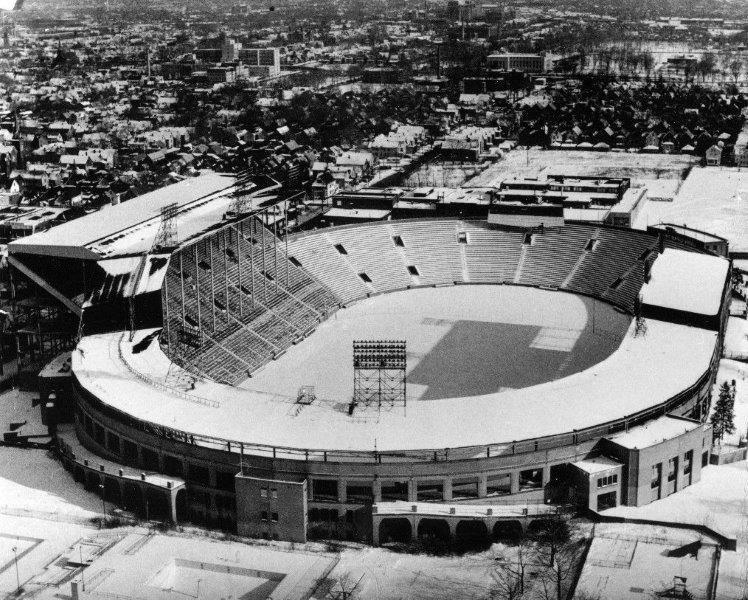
[70,341,718,529]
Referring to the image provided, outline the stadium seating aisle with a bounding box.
[518,225,591,288]
[460,222,524,283]
[389,220,463,284]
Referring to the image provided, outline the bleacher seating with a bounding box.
[164,218,666,384]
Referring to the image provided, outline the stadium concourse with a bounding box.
[6,174,733,544]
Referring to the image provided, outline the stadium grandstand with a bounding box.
[6,175,733,545]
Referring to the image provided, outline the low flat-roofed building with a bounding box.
[487,52,546,73]
[648,223,729,257]
[607,187,648,228]
[573,415,711,511]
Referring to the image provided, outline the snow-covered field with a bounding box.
[466,148,697,187]
[638,167,748,253]
[604,463,748,599]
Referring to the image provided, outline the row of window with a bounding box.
[260,511,279,522]
[652,450,695,489]
[260,487,278,500]
[597,473,618,488]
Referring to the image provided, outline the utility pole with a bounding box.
[11,543,20,595]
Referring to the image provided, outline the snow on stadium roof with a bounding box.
[611,414,704,450]
[73,319,717,454]
[7,173,266,261]
[640,248,729,316]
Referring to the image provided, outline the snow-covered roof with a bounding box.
[640,248,729,316]
[573,456,622,474]
[72,317,717,455]
[611,415,705,450]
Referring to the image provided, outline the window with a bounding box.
[359,272,372,283]
[312,479,338,502]
[185,314,198,328]
[609,278,624,291]
[651,463,661,489]
[289,256,301,267]
[260,487,267,499]
[381,481,408,501]
[457,232,468,244]
[407,265,420,276]
[702,450,709,467]
[271,488,278,500]
[597,474,618,488]
[585,239,598,251]
[667,457,678,482]
[519,469,542,490]
[487,473,511,496]
[452,477,479,499]
[198,260,211,271]
[271,512,279,522]
[261,510,268,521]
[523,232,533,245]
[684,450,693,474]
[392,235,405,247]
[214,298,226,311]
[262,270,274,282]
[334,243,347,255]
[123,440,138,462]
[346,483,373,504]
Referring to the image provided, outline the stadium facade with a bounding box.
[8,174,732,544]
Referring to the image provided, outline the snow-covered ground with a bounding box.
[604,462,748,600]
[637,167,748,253]
[576,522,717,600]
[725,317,748,360]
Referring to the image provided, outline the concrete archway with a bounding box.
[145,488,170,521]
[492,520,523,544]
[417,518,451,543]
[175,489,188,523]
[455,520,490,551]
[378,518,412,544]
[123,482,144,516]
[103,477,122,505]
[84,471,101,493]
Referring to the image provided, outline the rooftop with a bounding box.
[611,415,704,450]
[7,173,281,260]
[640,248,729,316]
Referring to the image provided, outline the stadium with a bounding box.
[7,173,732,544]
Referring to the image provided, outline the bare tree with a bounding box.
[491,542,531,600]
[536,538,587,600]
[728,56,743,84]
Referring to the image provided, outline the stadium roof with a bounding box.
[74,318,717,454]
[8,173,281,261]
[640,248,729,316]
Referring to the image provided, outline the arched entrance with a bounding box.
[455,520,490,552]
[103,477,122,505]
[378,518,412,544]
[492,520,523,544]
[417,518,451,543]
[123,482,144,517]
[175,489,188,523]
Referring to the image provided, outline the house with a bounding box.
[705,144,722,166]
